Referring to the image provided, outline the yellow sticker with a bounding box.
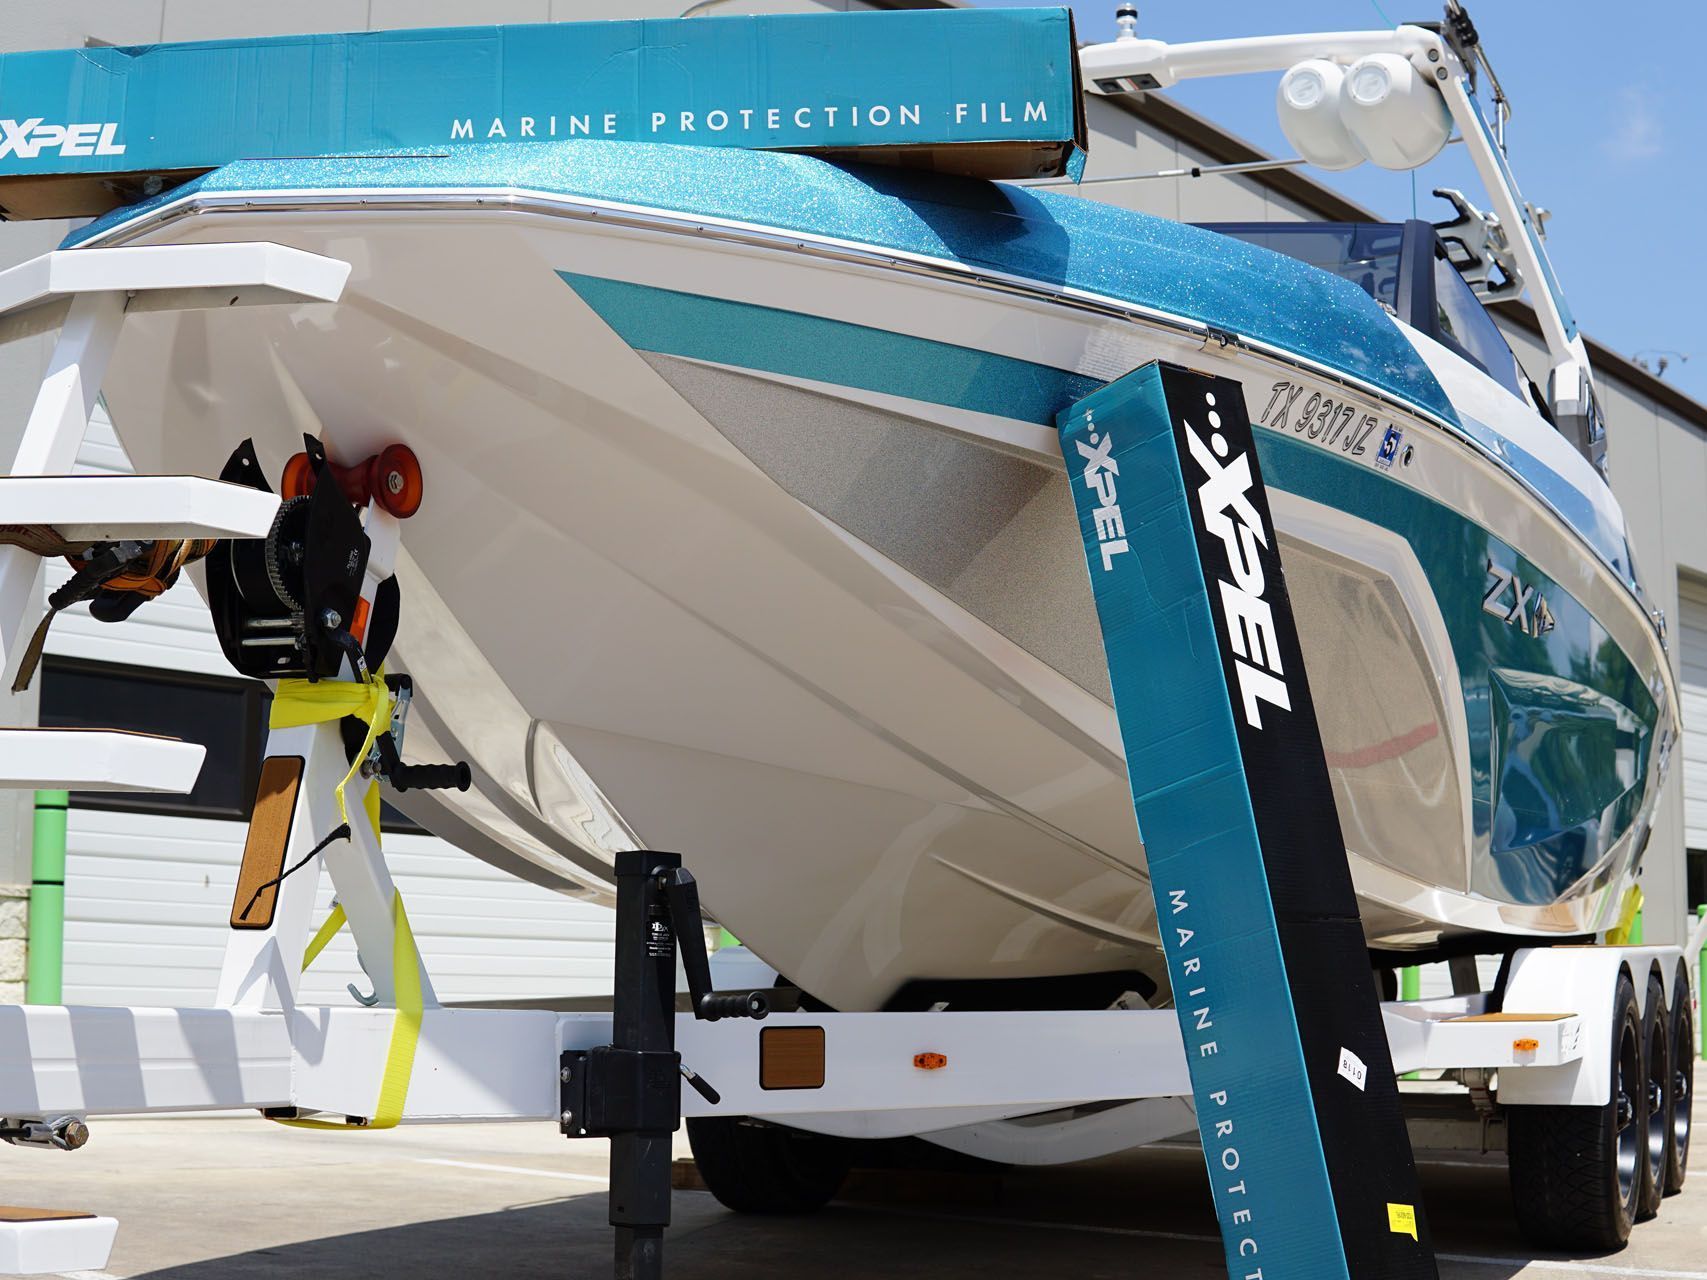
[1387,1203,1418,1241]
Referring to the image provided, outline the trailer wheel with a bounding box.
[686,1117,852,1214]
[1666,962,1693,1196]
[1639,974,1670,1221]
[1508,971,1644,1250]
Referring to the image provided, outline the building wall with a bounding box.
[1676,580,1707,868]
[60,808,620,1007]
[3,0,846,50]
[1066,96,1326,225]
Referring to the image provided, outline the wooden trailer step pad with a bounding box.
[0,1208,94,1223]
[230,755,304,930]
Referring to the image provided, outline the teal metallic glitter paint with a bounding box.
[70,138,1455,427]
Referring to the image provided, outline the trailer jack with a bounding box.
[560,851,769,1280]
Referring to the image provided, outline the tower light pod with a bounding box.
[1337,52,1452,171]
[1276,59,1365,172]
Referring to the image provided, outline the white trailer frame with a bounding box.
[0,961,1685,1128]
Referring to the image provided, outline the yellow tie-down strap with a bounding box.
[269,670,424,1131]
[1605,884,1644,946]
[269,669,393,826]
[285,876,424,1131]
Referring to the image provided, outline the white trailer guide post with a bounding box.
[0,6,1692,1277]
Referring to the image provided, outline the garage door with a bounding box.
[1678,577,1707,851]
[44,414,619,1006]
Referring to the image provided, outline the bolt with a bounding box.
[560,1109,575,1127]
[58,1119,89,1151]
[1435,67,1447,80]
[1427,47,1440,61]
[386,470,405,495]
[320,607,342,629]
[560,1066,572,1083]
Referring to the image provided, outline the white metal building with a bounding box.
[1680,582,1707,862]
[0,0,1702,1010]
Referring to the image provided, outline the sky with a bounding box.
[985,0,1707,405]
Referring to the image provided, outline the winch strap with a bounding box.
[10,554,133,694]
[9,538,216,694]
[9,611,60,696]
[0,525,88,558]
[268,669,392,826]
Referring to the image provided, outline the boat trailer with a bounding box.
[0,242,1695,1280]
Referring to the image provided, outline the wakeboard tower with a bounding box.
[0,5,1692,1276]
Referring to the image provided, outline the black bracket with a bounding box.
[559,1047,682,1140]
[561,851,768,1280]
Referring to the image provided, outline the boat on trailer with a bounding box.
[0,3,1693,1266]
[70,43,1671,1016]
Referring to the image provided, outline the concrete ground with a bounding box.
[10,1116,1705,1279]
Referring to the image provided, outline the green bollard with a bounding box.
[25,790,68,1005]
[1400,966,1421,1079]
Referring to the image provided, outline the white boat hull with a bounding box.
[74,151,1674,1010]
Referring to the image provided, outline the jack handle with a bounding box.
[659,866,769,1022]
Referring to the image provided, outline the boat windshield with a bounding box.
[1202,220,1527,400]
[1206,222,1404,313]
[1429,248,1524,398]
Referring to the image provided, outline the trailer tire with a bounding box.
[686,1117,852,1214]
[1508,971,1643,1251]
[1638,974,1669,1221]
[1666,961,1693,1196]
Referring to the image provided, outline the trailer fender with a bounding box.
[1498,945,1683,1107]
